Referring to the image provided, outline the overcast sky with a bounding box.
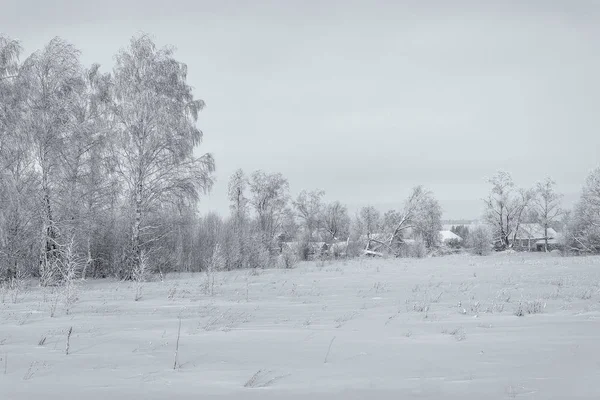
[2,0,600,219]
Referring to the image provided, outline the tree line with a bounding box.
[2,34,600,286]
[457,169,600,255]
[0,34,445,284]
[185,166,600,271]
[216,169,444,267]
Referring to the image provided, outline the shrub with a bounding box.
[467,226,493,256]
[278,246,298,269]
[346,238,363,258]
[446,238,462,249]
[430,245,457,257]
[402,237,427,258]
[247,240,272,269]
[514,300,545,316]
[330,241,347,258]
[294,237,311,261]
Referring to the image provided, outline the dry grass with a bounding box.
[244,369,291,388]
[22,360,49,381]
[442,327,467,341]
[3,253,600,398]
[514,300,545,317]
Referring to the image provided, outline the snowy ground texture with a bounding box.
[2,253,600,399]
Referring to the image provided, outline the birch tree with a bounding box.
[18,38,85,285]
[483,171,532,249]
[532,177,563,252]
[0,140,38,281]
[227,169,250,269]
[0,35,24,280]
[56,63,114,278]
[483,171,514,248]
[111,34,215,278]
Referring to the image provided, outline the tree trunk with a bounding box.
[544,226,549,252]
[503,215,511,249]
[502,232,510,249]
[128,181,143,280]
[40,171,59,286]
[82,236,92,280]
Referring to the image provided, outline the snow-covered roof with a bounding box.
[514,224,557,240]
[439,230,462,242]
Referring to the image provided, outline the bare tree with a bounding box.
[293,189,325,241]
[0,36,22,149]
[226,169,250,269]
[0,35,21,81]
[0,149,38,281]
[387,187,430,246]
[17,38,85,285]
[228,169,249,222]
[2,34,223,281]
[510,188,536,246]
[483,171,532,249]
[56,63,114,279]
[580,168,600,227]
[412,195,443,249]
[357,206,381,244]
[248,170,289,253]
[111,34,215,278]
[365,186,436,254]
[0,36,37,281]
[570,167,600,252]
[483,171,514,248]
[322,201,350,243]
[532,177,563,252]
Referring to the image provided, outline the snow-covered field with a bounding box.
[2,253,600,399]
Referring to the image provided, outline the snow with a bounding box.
[514,224,558,240]
[2,253,600,399]
[439,230,462,242]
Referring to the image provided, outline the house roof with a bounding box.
[514,224,557,240]
[535,238,559,245]
[439,230,462,242]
